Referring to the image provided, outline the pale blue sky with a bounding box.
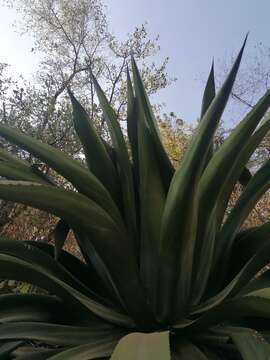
[0,0,270,124]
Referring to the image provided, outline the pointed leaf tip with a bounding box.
[210,60,215,74]
[240,33,248,54]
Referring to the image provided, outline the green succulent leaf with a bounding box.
[27,241,108,298]
[0,340,24,359]
[110,331,170,360]
[0,239,112,307]
[185,295,270,333]
[159,37,246,321]
[201,61,216,119]
[137,92,165,314]
[216,159,270,281]
[174,341,209,359]
[229,222,270,279]
[200,62,216,170]
[0,161,51,184]
[52,219,70,261]
[193,83,270,305]
[222,327,270,360]
[74,231,126,309]
[239,271,270,295]
[0,252,134,327]
[192,239,270,315]
[214,116,270,232]
[201,115,270,296]
[131,57,174,190]
[0,293,67,323]
[127,68,139,179]
[239,167,252,187]
[13,348,61,359]
[69,90,121,204]
[0,124,123,225]
[0,322,124,346]
[200,87,270,219]
[91,70,138,255]
[0,185,149,327]
[0,146,29,166]
[46,339,119,360]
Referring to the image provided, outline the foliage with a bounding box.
[159,113,192,166]
[2,0,175,145]
[1,40,270,359]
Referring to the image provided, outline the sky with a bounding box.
[0,0,270,124]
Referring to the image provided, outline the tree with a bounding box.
[158,112,192,166]
[3,0,175,146]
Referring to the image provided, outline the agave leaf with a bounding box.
[239,271,270,295]
[0,146,29,167]
[192,239,270,315]
[0,124,123,225]
[0,238,135,325]
[69,90,120,204]
[74,231,126,310]
[24,185,119,305]
[130,64,166,311]
[158,38,246,321]
[0,161,51,184]
[201,62,216,119]
[31,236,124,310]
[110,331,170,360]
[46,339,119,360]
[91,71,138,254]
[215,116,270,231]
[0,322,124,347]
[13,347,61,359]
[0,177,152,328]
[191,331,231,346]
[0,235,139,328]
[127,68,139,178]
[204,119,270,298]
[27,241,109,298]
[199,91,270,229]
[52,219,70,261]
[126,70,141,247]
[131,57,174,190]
[0,253,134,327]
[137,111,165,313]
[185,296,270,333]
[244,286,270,300]
[193,90,270,304]
[0,239,109,305]
[0,293,67,323]
[101,139,118,167]
[228,222,270,279]
[228,328,270,360]
[30,164,57,185]
[200,62,216,169]
[174,341,209,359]
[200,87,270,215]
[0,340,24,359]
[216,159,270,279]
[239,167,252,187]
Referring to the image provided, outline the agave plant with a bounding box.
[1,38,270,359]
